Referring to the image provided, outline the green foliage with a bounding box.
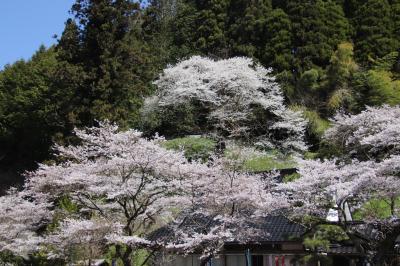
[291,106,330,145]
[59,195,79,213]
[141,101,210,137]
[132,249,151,266]
[327,88,353,111]
[353,197,400,220]
[326,42,358,90]
[162,136,216,161]
[243,151,296,172]
[288,0,350,72]
[0,250,24,265]
[193,0,231,57]
[283,172,300,183]
[302,233,333,266]
[299,69,321,92]
[220,144,296,172]
[46,195,80,233]
[354,0,398,64]
[0,46,61,171]
[0,251,63,266]
[166,1,199,59]
[228,0,272,58]
[304,152,319,160]
[262,8,293,72]
[325,41,357,113]
[315,225,349,242]
[302,225,348,265]
[104,246,150,266]
[392,0,400,46]
[353,69,400,107]
[372,51,399,72]
[301,254,332,266]
[303,236,330,251]
[56,0,156,128]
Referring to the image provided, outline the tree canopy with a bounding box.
[142,56,307,152]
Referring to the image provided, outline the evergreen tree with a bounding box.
[323,0,351,50]
[142,0,180,66]
[168,0,200,58]
[0,47,59,172]
[262,8,293,72]
[353,0,397,64]
[353,69,400,107]
[227,0,271,58]
[56,0,155,128]
[341,0,365,18]
[391,0,400,47]
[167,0,231,58]
[287,0,349,74]
[194,0,231,57]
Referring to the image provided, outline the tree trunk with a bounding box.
[390,197,395,216]
[139,250,156,266]
[122,246,133,266]
[116,245,133,266]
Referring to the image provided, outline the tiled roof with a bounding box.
[149,214,306,243]
[250,215,306,242]
[327,245,360,255]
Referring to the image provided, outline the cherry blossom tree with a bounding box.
[0,122,282,265]
[0,189,52,259]
[279,105,400,264]
[324,105,400,160]
[142,56,307,152]
[159,149,286,265]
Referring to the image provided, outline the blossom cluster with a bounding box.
[143,56,307,152]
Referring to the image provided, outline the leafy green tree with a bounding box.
[353,0,397,64]
[353,69,400,107]
[327,43,358,89]
[325,42,358,112]
[56,0,156,128]
[0,47,60,172]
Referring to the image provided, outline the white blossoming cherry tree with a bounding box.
[0,122,282,265]
[0,189,52,260]
[279,105,400,264]
[142,56,307,152]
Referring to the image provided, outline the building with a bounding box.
[150,215,364,266]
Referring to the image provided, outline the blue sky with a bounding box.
[0,1,75,69]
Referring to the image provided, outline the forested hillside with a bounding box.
[1,1,400,265]
[1,0,399,185]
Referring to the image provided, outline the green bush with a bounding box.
[283,172,300,183]
[353,197,400,220]
[162,137,216,161]
[244,156,296,172]
[353,70,400,107]
[222,145,296,172]
[291,105,331,140]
